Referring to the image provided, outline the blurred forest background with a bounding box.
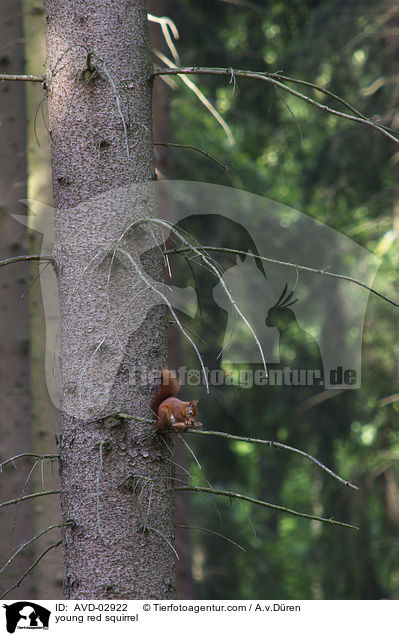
[161,0,399,600]
[1,0,399,600]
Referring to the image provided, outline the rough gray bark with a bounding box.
[43,0,174,599]
[0,0,35,599]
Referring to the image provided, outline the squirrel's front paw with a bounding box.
[171,422,188,432]
[186,420,202,430]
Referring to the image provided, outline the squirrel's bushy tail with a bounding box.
[151,369,180,418]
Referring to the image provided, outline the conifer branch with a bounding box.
[0,453,59,471]
[0,541,62,599]
[0,490,60,509]
[175,485,358,529]
[0,254,54,269]
[0,73,44,83]
[152,66,399,143]
[0,523,69,576]
[154,141,229,171]
[188,429,358,489]
[165,245,399,308]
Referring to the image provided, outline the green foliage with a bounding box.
[165,0,399,599]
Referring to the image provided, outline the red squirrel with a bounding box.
[151,369,202,432]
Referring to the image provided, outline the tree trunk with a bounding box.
[43,0,174,599]
[0,0,34,599]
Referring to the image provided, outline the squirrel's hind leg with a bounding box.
[157,407,171,430]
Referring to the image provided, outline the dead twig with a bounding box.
[175,485,358,530]
[164,245,399,308]
[0,541,62,599]
[152,66,399,143]
[188,429,358,490]
[154,141,229,171]
[0,490,60,509]
[0,254,54,269]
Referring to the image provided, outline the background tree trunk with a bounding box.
[22,0,63,599]
[148,0,195,600]
[43,0,174,599]
[0,0,34,599]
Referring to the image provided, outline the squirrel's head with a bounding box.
[186,399,199,419]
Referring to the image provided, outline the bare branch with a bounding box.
[0,254,54,269]
[165,245,399,308]
[21,261,52,300]
[116,247,210,392]
[89,52,131,159]
[187,429,358,490]
[0,453,59,471]
[177,433,202,470]
[118,413,153,424]
[271,73,384,123]
[273,72,397,136]
[148,14,181,64]
[175,485,358,530]
[0,73,44,83]
[151,53,234,145]
[296,389,344,414]
[176,524,245,550]
[131,218,268,376]
[145,526,179,560]
[154,141,229,171]
[378,393,399,407]
[151,66,399,143]
[0,490,60,509]
[0,541,62,599]
[0,523,70,575]
[11,458,41,544]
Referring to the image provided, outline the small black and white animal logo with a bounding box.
[3,602,50,633]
